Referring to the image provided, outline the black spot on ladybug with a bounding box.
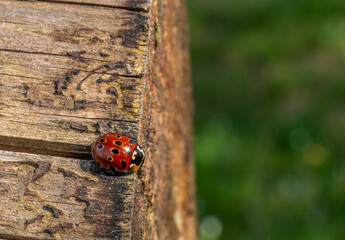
[99,138,106,143]
[115,141,122,146]
[111,149,119,155]
[97,144,103,149]
[107,156,113,162]
[121,161,127,168]
[116,135,121,138]
[129,140,136,144]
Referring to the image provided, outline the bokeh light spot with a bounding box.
[302,143,327,166]
[200,215,223,239]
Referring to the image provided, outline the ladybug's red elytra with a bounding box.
[92,133,145,172]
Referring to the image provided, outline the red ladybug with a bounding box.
[92,133,145,172]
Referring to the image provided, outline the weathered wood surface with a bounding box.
[17,0,151,11]
[0,0,196,239]
[0,0,148,151]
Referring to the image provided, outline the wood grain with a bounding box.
[14,0,151,12]
[0,0,196,239]
[0,0,148,152]
[0,150,134,239]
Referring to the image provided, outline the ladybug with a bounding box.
[92,133,145,172]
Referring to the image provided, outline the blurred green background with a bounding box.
[187,0,345,239]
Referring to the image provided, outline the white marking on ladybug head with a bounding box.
[132,150,138,160]
[136,145,143,153]
[136,146,145,160]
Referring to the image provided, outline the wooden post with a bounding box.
[0,1,196,239]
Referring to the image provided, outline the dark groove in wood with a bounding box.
[0,136,93,160]
[0,69,143,80]
[118,73,144,79]
[0,233,52,240]
[0,107,141,123]
[0,48,141,66]
[0,48,68,58]
[16,0,149,12]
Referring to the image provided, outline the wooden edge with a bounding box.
[130,0,197,239]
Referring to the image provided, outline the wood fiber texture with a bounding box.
[0,0,195,239]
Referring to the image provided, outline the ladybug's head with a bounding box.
[129,144,145,172]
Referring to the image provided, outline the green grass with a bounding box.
[188,0,345,239]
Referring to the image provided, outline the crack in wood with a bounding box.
[0,48,68,58]
[66,51,88,63]
[0,136,92,160]
[16,0,150,13]
[16,198,92,206]
[97,74,119,84]
[0,109,133,123]
[0,233,53,240]
[0,64,144,79]
[0,73,45,81]
[0,48,147,66]
[76,62,127,90]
